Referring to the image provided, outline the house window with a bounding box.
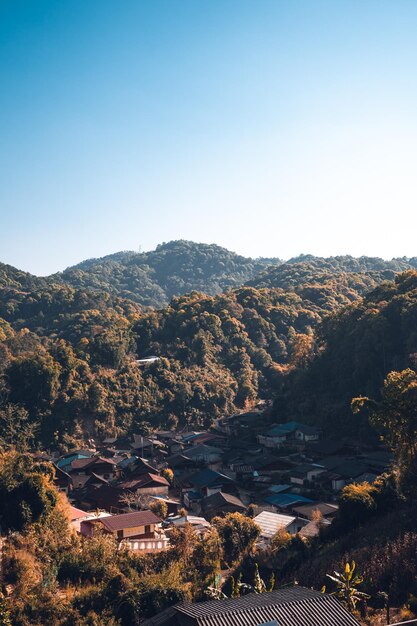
[145,525,151,534]
[117,530,123,540]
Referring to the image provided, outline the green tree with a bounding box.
[193,528,222,592]
[352,369,417,496]
[0,404,38,452]
[212,513,260,565]
[168,524,198,566]
[0,452,58,532]
[7,352,61,413]
[0,594,11,626]
[337,482,377,528]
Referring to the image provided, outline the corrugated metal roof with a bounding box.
[100,510,161,531]
[176,587,360,625]
[253,511,296,539]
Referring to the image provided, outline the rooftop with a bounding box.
[175,586,360,626]
[292,502,339,519]
[98,510,161,532]
[202,491,245,510]
[253,510,296,538]
[187,468,233,488]
[264,493,314,508]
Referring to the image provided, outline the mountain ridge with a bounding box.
[3,240,417,309]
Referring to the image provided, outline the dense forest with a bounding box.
[5,240,417,308]
[276,270,417,438]
[1,241,412,448]
[2,242,417,448]
[54,241,281,308]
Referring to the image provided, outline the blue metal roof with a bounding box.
[264,421,303,437]
[264,493,314,507]
[56,453,90,469]
[189,468,232,488]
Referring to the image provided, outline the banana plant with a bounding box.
[326,561,370,610]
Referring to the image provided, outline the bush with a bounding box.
[336,482,377,529]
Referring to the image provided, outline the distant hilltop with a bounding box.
[1,239,417,308]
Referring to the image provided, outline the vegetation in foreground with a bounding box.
[2,365,417,624]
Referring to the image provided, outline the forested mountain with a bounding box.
[2,242,417,449]
[248,260,396,292]
[0,278,362,448]
[57,240,282,307]
[0,260,391,448]
[3,241,417,309]
[286,254,417,273]
[0,262,48,290]
[54,246,417,307]
[275,270,417,438]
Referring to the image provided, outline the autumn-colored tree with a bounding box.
[161,468,174,484]
[168,524,198,566]
[270,527,291,552]
[149,499,168,520]
[193,528,222,592]
[337,482,377,528]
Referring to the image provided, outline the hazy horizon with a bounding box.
[2,0,417,274]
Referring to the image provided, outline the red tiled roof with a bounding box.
[100,510,161,532]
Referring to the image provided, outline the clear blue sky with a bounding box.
[1,0,417,275]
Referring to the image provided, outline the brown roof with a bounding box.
[71,458,93,470]
[78,484,126,511]
[100,510,161,532]
[70,456,117,471]
[119,473,169,490]
[299,519,331,538]
[202,491,245,512]
[88,456,117,466]
[292,502,339,519]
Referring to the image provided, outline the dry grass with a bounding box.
[360,606,417,625]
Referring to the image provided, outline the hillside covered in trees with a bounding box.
[57,240,282,307]
[276,270,417,437]
[1,242,417,448]
[4,240,417,309]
